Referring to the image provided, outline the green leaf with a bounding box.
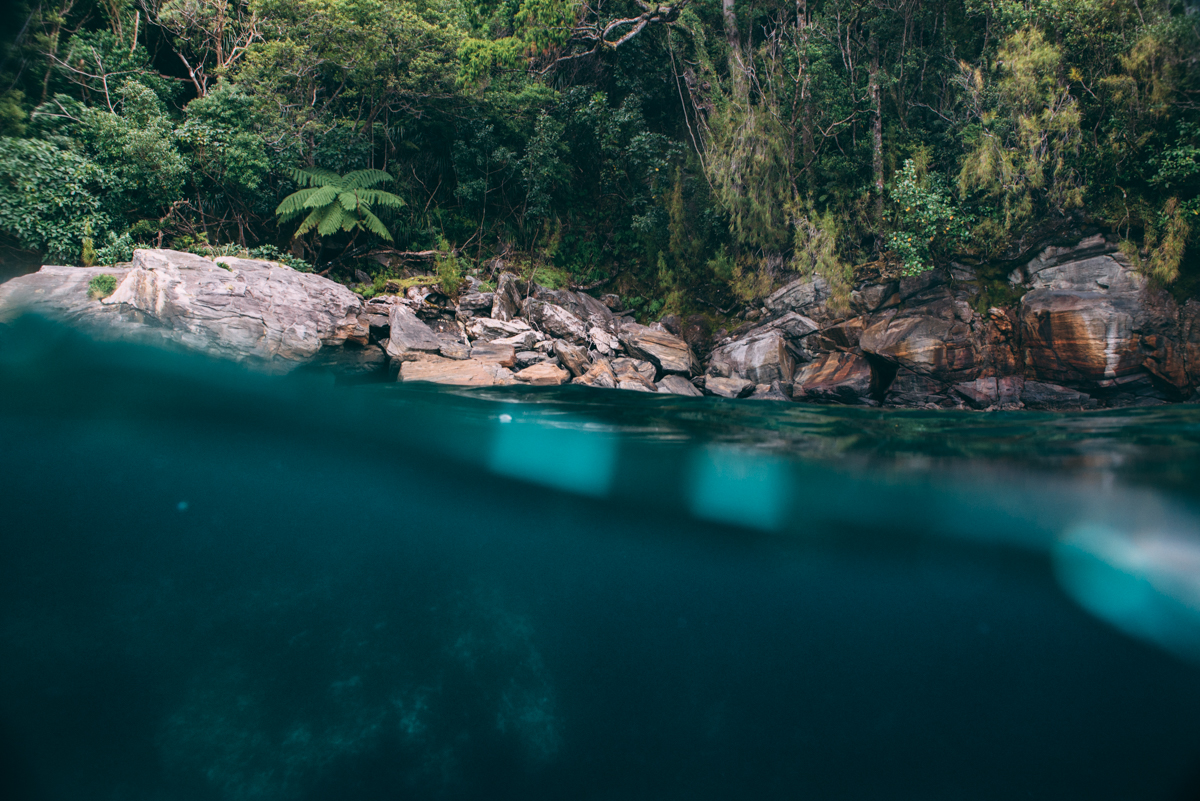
[358,208,393,242]
[341,169,393,189]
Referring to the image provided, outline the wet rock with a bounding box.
[469,341,516,367]
[705,376,755,399]
[514,362,570,385]
[749,381,791,401]
[617,322,699,377]
[656,374,703,396]
[617,375,658,392]
[553,340,590,377]
[953,377,1024,409]
[707,330,795,384]
[523,297,588,344]
[792,352,872,403]
[751,311,820,342]
[573,360,617,389]
[399,355,516,386]
[465,316,531,342]
[1018,290,1143,384]
[491,273,523,322]
[1021,380,1097,410]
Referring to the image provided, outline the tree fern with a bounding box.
[276,167,405,243]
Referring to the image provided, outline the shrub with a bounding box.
[88,274,118,299]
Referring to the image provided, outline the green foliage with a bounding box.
[1120,197,1194,286]
[276,167,405,242]
[887,159,972,276]
[0,137,111,261]
[87,273,118,299]
[247,244,314,273]
[81,222,96,267]
[434,239,464,296]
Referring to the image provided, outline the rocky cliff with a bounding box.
[2,240,1196,409]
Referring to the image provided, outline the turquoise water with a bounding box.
[3,316,1200,800]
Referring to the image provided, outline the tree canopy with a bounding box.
[0,0,1196,316]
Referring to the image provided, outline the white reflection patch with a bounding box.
[487,409,616,497]
[686,446,788,531]
[1054,523,1200,662]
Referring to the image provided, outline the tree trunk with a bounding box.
[797,0,814,186]
[869,34,884,226]
[723,0,748,107]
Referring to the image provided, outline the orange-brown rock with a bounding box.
[792,352,872,403]
[399,355,516,386]
[859,313,980,380]
[1017,291,1143,383]
[514,362,570,385]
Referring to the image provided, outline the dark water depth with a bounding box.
[3,317,1200,800]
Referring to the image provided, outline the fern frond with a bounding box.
[304,185,340,209]
[357,189,406,208]
[288,167,341,187]
[337,190,360,212]
[359,208,394,242]
[293,207,326,237]
[275,187,321,217]
[317,205,350,237]
[342,169,394,189]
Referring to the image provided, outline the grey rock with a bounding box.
[385,304,445,361]
[1021,380,1098,409]
[459,292,494,311]
[439,340,471,360]
[707,330,795,384]
[523,297,589,344]
[465,316,531,342]
[534,286,615,328]
[491,272,523,321]
[0,249,367,372]
[748,381,790,401]
[514,350,546,368]
[764,275,833,322]
[656,374,703,396]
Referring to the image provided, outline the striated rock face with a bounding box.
[708,330,795,385]
[469,341,517,367]
[764,275,835,323]
[0,249,368,372]
[617,322,699,377]
[490,272,523,321]
[573,360,617,389]
[553,340,590,377]
[859,312,981,381]
[792,352,873,404]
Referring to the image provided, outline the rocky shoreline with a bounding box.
[1,238,1198,410]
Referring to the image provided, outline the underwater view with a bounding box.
[3,316,1200,800]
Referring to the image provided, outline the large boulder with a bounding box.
[0,249,367,372]
[533,286,615,330]
[705,376,754,399]
[792,352,872,403]
[656,374,703,396]
[573,360,618,389]
[465,316,532,342]
[707,330,795,384]
[617,322,699,377]
[553,340,590,377]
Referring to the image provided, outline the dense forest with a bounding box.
[0,0,1197,318]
